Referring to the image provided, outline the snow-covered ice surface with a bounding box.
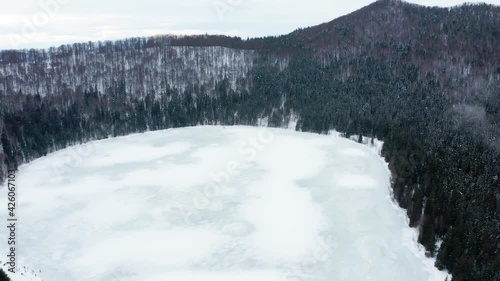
[0,126,449,281]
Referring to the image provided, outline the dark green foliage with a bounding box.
[1,130,12,160]
[0,269,11,281]
[0,53,497,280]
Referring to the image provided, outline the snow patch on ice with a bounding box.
[0,126,450,281]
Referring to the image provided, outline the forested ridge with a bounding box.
[0,0,499,280]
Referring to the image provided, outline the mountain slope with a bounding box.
[284,0,500,96]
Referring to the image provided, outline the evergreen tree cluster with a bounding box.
[0,269,10,281]
[1,53,498,280]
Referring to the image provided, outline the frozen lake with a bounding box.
[0,126,447,281]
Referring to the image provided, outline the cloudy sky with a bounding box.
[1,0,499,49]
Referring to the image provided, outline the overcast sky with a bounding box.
[1,0,499,49]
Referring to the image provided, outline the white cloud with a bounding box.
[0,0,499,49]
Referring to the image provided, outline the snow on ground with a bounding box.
[0,126,449,281]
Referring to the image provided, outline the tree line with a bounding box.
[1,52,498,280]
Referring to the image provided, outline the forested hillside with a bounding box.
[0,0,499,280]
